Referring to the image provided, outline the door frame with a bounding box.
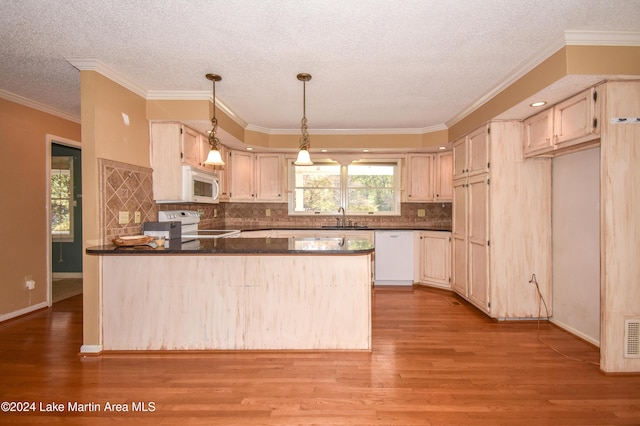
[46,134,81,307]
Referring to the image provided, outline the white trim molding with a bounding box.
[0,302,48,323]
[0,89,80,123]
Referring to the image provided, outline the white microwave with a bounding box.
[182,166,219,204]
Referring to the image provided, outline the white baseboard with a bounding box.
[52,272,83,279]
[0,301,49,323]
[550,318,600,347]
[80,345,103,354]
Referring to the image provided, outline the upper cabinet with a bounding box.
[255,153,284,202]
[405,154,434,202]
[523,86,601,158]
[435,151,453,202]
[452,125,490,180]
[404,152,453,202]
[229,150,284,202]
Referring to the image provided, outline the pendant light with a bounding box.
[294,73,313,165]
[203,73,225,166]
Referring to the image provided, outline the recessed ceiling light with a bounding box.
[363,149,369,152]
[438,146,446,150]
[245,147,253,151]
[530,101,547,107]
[320,149,327,152]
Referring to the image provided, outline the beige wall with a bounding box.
[80,71,149,349]
[0,98,80,317]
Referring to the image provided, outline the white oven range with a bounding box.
[158,210,240,240]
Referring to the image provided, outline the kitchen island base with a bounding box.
[102,254,372,351]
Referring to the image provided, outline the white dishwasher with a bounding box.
[374,231,414,286]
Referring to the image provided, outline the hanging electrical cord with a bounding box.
[530,273,599,366]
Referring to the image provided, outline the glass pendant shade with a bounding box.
[204,148,224,166]
[294,148,312,165]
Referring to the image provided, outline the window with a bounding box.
[51,156,74,241]
[289,159,400,215]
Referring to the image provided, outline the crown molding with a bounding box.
[146,90,209,100]
[446,31,640,128]
[66,59,148,98]
[565,30,640,46]
[146,89,251,128]
[0,89,80,123]
[247,123,447,135]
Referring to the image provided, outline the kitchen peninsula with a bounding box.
[87,237,374,351]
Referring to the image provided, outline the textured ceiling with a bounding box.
[1,1,639,132]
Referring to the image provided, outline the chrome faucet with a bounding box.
[337,207,346,228]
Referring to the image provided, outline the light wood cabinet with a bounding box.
[414,231,451,289]
[255,153,284,202]
[452,172,489,312]
[405,152,453,203]
[451,179,467,296]
[452,126,489,180]
[452,121,552,318]
[523,86,601,158]
[229,151,284,202]
[150,122,228,202]
[523,108,554,157]
[229,150,255,202]
[554,87,600,149]
[181,126,201,167]
[435,151,453,202]
[405,154,434,202]
[150,122,183,201]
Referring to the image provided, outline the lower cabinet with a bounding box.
[414,231,451,289]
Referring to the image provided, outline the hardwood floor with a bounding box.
[1,286,639,425]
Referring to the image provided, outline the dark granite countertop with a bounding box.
[87,236,374,256]
[233,225,451,232]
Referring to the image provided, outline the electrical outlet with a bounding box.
[417,209,425,217]
[25,275,35,290]
[265,208,271,217]
[198,208,205,216]
[118,211,129,224]
[134,211,141,223]
[213,209,217,218]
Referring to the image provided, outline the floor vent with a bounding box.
[624,319,640,358]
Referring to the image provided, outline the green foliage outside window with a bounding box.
[51,156,73,239]
[291,161,399,215]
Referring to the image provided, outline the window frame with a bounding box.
[287,158,401,216]
[51,156,75,242]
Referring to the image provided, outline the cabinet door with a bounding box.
[451,180,467,296]
[467,174,490,313]
[150,122,183,201]
[181,126,201,167]
[467,125,489,176]
[435,151,453,201]
[406,154,434,201]
[452,136,467,179]
[229,150,255,201]
[553,87,599,149]
[255,153,283,202]
[523,108,554,157]
[418,232,451,288]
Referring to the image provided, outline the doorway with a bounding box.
[48,138,82,304]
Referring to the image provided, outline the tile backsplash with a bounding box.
[99,159,451,243]
[99,159,157,243]
[222,202,451,230]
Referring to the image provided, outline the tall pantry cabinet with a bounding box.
[452,121,552,318]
